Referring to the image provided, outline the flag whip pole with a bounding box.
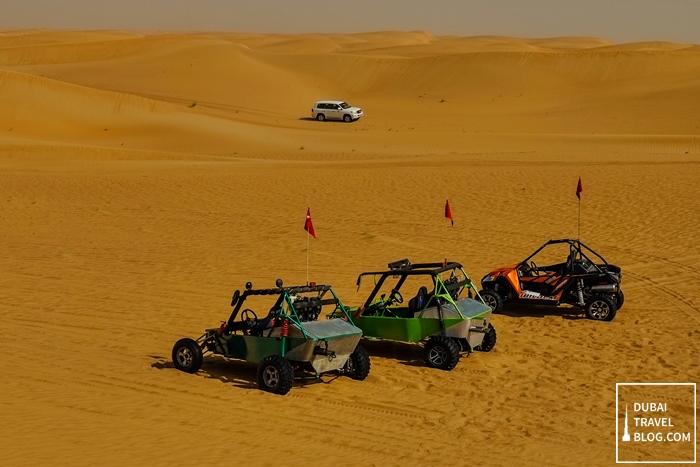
[306,227,310,286]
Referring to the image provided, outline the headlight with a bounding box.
[482,273,497,282]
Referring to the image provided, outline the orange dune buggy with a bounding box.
[479,239,623,321]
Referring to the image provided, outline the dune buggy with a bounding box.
[329,259,496,371]
[172,280,370,395]
[479,239,623,321]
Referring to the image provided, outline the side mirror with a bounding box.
[230,289,240,307]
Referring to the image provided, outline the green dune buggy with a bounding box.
[330,260,496,371]
[172,280,370,395]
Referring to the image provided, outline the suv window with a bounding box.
[317,103,326,109]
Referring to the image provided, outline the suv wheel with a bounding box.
[586,294,617,321]
[343,114,352,123]
[424,335,460,371]
[316,114,326,121]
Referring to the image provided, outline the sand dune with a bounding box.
[0,30,698,466]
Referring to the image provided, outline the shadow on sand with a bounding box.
[498,304,586,320]
[359,339,427,368]
[150,355,337,391]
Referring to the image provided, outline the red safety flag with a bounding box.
[576,177,583,200]
[445,199,454,226]
[304,207,316,238]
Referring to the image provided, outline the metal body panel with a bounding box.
[209,318,363,369]
[356,316,463,342]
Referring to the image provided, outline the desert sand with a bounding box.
[1,30,699,466]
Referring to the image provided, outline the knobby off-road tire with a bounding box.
[424,335,461,371]
[479,289,503,314]
[475,323,497,352]
[343,345,371,380]
[172,338,203,374]
[316,114,326,121]
[615,289,625,310]
[343,114,352,123]
[586,294,617,322]
[257,355,294,395]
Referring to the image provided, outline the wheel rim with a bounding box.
[344,115,351,122]
[483,294,497,310]
[345,356,356,374]
[589,300,610,319]
[263,366,280,387]
[428,346,447,365]
[176,347,193,368]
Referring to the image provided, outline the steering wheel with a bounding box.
[530,261,539,276]
[390,289,403,304]
[240,308,258,326]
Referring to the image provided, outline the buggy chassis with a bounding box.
[330,259,497,371]
[172,281,370,395]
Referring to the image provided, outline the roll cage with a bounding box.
[520,239,610,276]
[226,284,353,339]
[355,259,481,310]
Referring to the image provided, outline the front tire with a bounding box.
[475,323,497,352]
[316,113,326,122]
[480,289,503,314]
[257,355,294,395]
[586,295,617,321]
[343,114,352,123]
[424,335,460,371]
[343,345,371,380]
[172,338,203,374]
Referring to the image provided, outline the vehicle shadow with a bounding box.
[151,355,333,391]
[360,339,426,367]
[498,305,586,320]
[297,117,317,121]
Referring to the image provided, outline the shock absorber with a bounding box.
[280,318,290,357]
[577,279,585,306]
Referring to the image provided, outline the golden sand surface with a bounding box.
[1,30,699,466]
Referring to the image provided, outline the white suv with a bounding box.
[311,100,363,122]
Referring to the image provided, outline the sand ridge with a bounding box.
[1,30,699,466]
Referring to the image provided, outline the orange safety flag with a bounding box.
[304,207,316,238]
[445,199,454,226]
[576,177,583,200]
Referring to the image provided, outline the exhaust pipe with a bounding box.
[591,284,618,292]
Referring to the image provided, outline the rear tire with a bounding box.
[257,355,294,395]
[343,114,352,123]
[479,289,503,314]
[172,338,203,374]
[343,345,371,380]
[615,289,625,310]
[424,335,460,371]
[476,323,497,352]
[586,295,617,321]
[316,114,326,121]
